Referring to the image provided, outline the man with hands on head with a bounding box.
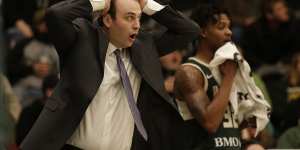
[20,0,200,149]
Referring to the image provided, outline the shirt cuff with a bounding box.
[142,0,165,16]
[90,0,106,12]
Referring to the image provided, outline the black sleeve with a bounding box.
[45,0,93,56]
[151,6,200,57]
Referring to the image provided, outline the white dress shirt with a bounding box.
[67,1,165,149]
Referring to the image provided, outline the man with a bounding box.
[241,0,300,70]
[174,5,242,150]
[20,0,199,149]
[241,0,300,137]
[16,75,59,145]
[0,74,21,149]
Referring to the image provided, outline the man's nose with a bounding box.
[133,19,140,30]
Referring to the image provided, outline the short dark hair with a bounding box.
[107,0,117,19]
[95,0,117,26]
[96,0,140,27]
[190,4,229,28]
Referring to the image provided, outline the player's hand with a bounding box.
[219,60,237,80]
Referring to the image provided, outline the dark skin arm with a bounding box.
[174,60,237,133]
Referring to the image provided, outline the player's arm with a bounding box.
[174,61,237,133]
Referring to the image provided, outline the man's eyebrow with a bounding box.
[126,12,142,17]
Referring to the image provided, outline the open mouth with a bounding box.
[129,34,137,40]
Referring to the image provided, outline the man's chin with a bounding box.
[118,43,132,49]
[126,41,134,47]
[119,40,135,48]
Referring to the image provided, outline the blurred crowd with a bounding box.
[1,0,300,149]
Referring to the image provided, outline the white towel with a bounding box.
[209,42,271,136]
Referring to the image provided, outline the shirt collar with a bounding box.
[107,42,123,56]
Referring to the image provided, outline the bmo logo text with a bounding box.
[214,137,241,147]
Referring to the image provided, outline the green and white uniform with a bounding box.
[178,57,241,150]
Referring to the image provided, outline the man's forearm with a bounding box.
[150,4,200,56]
[46,0,94,56]
[47,0,93,23]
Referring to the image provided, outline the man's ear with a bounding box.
[103,14,112,28]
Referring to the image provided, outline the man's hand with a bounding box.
[90,0,110,14]
[16,20,33,38]
[138,0,148,10]
[102,0,111,15]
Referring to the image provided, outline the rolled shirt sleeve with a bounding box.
[142,0,166,15]
[90,0,165,15]
[90,0,106,12]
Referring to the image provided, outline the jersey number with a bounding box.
[223,106,238,128]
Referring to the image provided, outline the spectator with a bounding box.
[0,74,21,122]
[2,0,48,40]
[276,121,300,148]
[283,52,300,129]
[0,74,21,149]
[16,74,59,145]
[13,55,55,108]
[241,0,300,71]
[6,9,59,85]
